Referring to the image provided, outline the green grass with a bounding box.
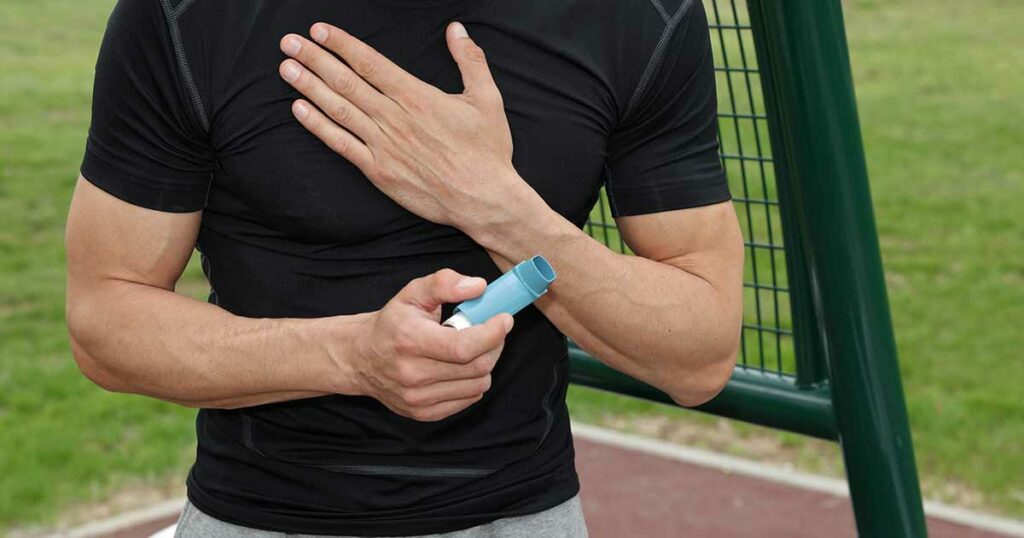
[849,0,1024,514]
[0,0,1021,531]
[0,0,204,529]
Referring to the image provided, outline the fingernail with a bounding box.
[281,61,301,82]
[282,36,301,56]
[293,101,309,119]
[451,22,468,39]
[456,277,483,289]
[311,24,329,43]
[502,315,514,333]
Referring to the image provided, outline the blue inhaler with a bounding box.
[442,256,556,331]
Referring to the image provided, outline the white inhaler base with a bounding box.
[442,312,473,331]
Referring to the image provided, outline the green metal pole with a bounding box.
[569,348,837,440]
[745,0,928,535]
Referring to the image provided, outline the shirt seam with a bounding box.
[646,0,671,23]
[624,0,696,122]
[159,0,210,132]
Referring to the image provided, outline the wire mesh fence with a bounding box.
[585,0,795,377]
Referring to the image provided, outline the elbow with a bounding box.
[68,334,126,393]
[671,293,744,407]
[66,300,128,394]
[667,339,739,408]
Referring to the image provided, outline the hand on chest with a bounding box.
[210,35,612,245]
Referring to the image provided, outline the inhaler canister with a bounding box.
[442,256,556,331]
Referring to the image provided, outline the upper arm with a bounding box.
[605,1,740,288]
[69,0,217,293]
[616,201,744,293]
[66,176,200,294]
[68,0,216,317]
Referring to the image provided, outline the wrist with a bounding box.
[467,172,561,254]
[299,313,373,396]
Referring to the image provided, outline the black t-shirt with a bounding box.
[82,0,729,535]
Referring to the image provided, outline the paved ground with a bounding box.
[99,436,1015,538]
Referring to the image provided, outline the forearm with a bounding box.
[472,190,741,405]
[66,278,363,409]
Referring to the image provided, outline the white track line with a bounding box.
[62,497,184,538]
[572,422,1024,537]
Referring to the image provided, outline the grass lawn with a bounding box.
[0,0,1021,532]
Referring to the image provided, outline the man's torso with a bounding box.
[108,0,692,534]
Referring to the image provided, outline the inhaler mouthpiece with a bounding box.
[442,256,556,331]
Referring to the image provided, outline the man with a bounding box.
[65,0,744,536]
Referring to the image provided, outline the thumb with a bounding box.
[398,269,487,312]
[446,22,499,100]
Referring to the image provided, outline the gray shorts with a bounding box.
[173,496,588,538]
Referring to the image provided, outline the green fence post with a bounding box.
[746,0,928,535]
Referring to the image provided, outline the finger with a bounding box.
[437,314,510,364]
[279,59,382,143]
[446,22,500,101]
[397,269,486,312]
[291,100,374,170]
[309,23,424,101]
[402,374,492,409]
[398,333,504,384]
[408,394,483,423]
[280,34,392,117]
[429,348,502,382]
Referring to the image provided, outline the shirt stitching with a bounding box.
[171,0,199,19]
[646,0,671,24]
[159,0,210,132]
[624,0,695,122]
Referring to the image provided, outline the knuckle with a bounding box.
[465,45,487,64]
[380,165,402,185]
[482,352,499,372]
[392,336,412,356]
[374,161,398,181]
[483,89,504,108]
[329,102,352,123]
[436,268,459,281]
[331,73,357,95]
[354,57,377,78]
[392,324,416,355]
[452,341,473,363]
[331,135,350,155]
[488,329,506,350]
[402,94,426,112]
[398,388,419,406]
[394,362,418,387]
[478,375,492,393]
[408,275,429,291]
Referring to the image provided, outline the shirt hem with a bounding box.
[80,151,209,213]
[609,175,732,218]
[185,470,580,537]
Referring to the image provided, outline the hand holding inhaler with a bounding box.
[443,256,556,330]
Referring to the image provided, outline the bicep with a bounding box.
[615,201,744,288]
[66,176,201,292]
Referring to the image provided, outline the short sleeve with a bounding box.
[604,1,730,218]
[80,0,215,213]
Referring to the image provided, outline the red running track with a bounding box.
[575,437,1008,538]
